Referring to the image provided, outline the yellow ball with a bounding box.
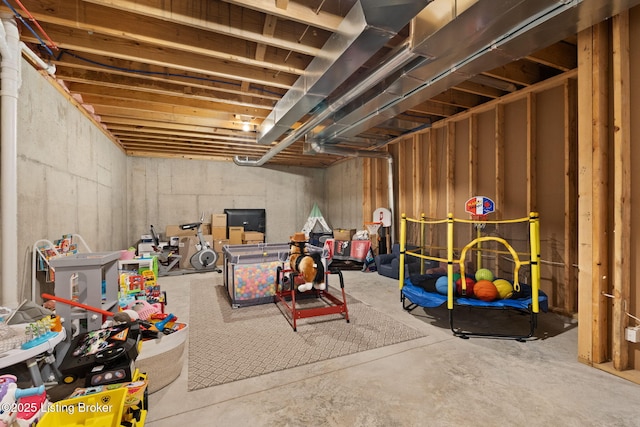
[493,279,514,299]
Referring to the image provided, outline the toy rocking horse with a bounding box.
[289,232,325,292]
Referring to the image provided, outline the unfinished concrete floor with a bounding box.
[146,270,640,426]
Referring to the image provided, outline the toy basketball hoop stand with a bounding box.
[465,196,495,270]
[364,221,382,236]
[373,208,392,254]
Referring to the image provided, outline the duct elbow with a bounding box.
[233,155,260,167]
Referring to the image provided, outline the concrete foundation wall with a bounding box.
[9,59,366,305]
[323,158,363,231]
[17,61,128,302]
[126,157,328,245]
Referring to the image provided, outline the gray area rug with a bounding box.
[188,279,426,391]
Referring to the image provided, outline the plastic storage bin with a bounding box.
[223,243,289,308]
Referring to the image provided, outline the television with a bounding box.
[224,208,266,234]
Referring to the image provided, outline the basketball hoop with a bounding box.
[471,214,487,230]
[365,221,382,236]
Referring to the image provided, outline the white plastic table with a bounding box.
[0,325,66,386]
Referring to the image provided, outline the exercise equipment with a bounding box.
[150,225,181,275]
[179,213,220,272]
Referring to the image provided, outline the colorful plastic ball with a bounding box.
[435,276,449,295]
[475,268,494,282]
[493,279,514,299]
[455,277,475,297]
[452,273,461,283]
[474,280,499,301]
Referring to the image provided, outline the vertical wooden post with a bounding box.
[428,130,437,220]
[495,104,505,220]
[412,134,424,218]
[564,79,578,316]
[577,27,594,365]
[468,115,478,247]
[612,10,630,371]
[363,158,373,228]
[494,105,505,274]
[590,21,610,364]
[469,114,478,200]
[527,93,537,214]
[446,122,456,215]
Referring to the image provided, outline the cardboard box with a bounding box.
[212,226,227,240]
[212,214,227,227]
[228,226,244,245]
[166,223,212,237]
[166,224,195,237]
[179,234,214,269]
[243,231,264,242]
[243,240,264,245]
[214,239,229,252]
[333,228,356,241]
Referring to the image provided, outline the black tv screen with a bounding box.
[224,209,266,233]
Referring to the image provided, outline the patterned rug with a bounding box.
[188,279,426,391]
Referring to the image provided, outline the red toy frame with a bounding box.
[274,267,349,332]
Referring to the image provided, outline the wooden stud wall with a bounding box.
[361,11,639,382]
[564,79,578,317]
[611,10,631,371]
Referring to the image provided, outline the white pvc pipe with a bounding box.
[0,15,21,308]
[20,42,55,75]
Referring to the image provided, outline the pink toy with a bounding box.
[0,375,48,427]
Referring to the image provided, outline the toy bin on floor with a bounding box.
[223,243,289,308]
[38,388,127,426]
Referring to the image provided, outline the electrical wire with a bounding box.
[1,0,54,56]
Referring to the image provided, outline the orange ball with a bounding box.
[474,280,499,302]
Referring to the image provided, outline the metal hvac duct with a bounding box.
[256,0,434,147]
[312,0,569,142]
[314,0,640,142]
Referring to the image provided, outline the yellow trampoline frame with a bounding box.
[398,212,542,340]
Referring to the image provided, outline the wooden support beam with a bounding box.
[468,114,478,200]
[577,26,595,365]
[495,104,505,220]
[526,93,537,214]
[590,21,610,364]
[363,158,373,232]
[446,122,456,214]
[564,78,578,316]
[428,131,438,220]
[412,134,425,218]
[611,10,631,371]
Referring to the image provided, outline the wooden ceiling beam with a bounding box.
[21,27,298,89]
[51,62,285,102]
[70,86,271,118]
[80,0,333,50]
[1,2,313,71]
[526,41,577,72]
[220,0,342,31]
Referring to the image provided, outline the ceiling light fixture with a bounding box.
[242,121,251,132]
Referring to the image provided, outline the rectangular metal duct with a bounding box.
[312,0,564,141]
[257,0,433,145]
[316,0,640,141]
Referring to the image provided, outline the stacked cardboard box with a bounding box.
[333,228,356,241]
[243,231,264,244]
